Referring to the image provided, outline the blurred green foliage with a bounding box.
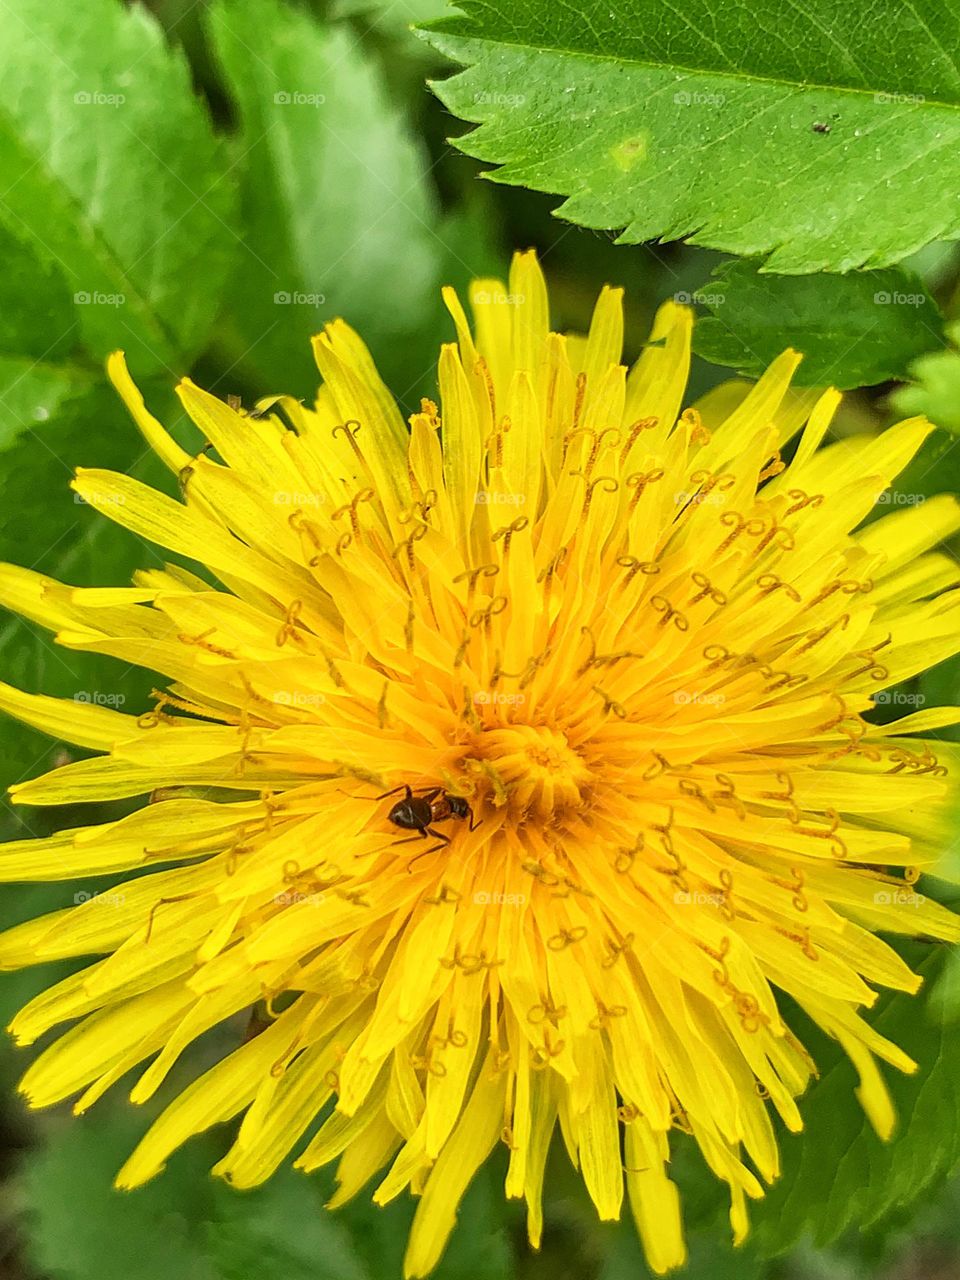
[0,1,959,1278]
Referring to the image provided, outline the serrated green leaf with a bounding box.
[421,0,960,272]
[692,261,946,388]
[0,0,237,375]
[892,322,960,433]
[206,0,463,399]
[751,948,960,1256]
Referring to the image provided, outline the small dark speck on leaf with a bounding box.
[812,121,831,134]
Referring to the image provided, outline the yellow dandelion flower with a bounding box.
[2,251,960,1275]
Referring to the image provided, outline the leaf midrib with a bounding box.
[424,19,960,113]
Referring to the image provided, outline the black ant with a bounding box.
[377,784,479,869]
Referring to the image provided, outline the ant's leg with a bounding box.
[406,830,451,872]
[144,893,193,943]
[376,784,413,801]
[376,785,443,801]
[465,806,482,832]
[405,827,452,872]
[391,830,431,847]
[394,827,451,850]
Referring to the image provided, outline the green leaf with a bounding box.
[878,425,960,498]
[0,223,78,363]
[927,949,960,1024]
[0,0,237,375]
[19,1101,372,1280]
[421,0,960,272]
[892,321,960,432]
[919,651,960,745]
[328,1154,514,1280]
[0,358,97,454]
[207,0,465,399]
[17,1099,517,1280]
[21,1108,220,1280]
[901,239,960,293]
[597,1222,766,1280]
[750,947,960,1255]
[692,262,946,388]
[0,223,99,451]
[332,0,451,34]
[0,385,177,827]
[203,1170,371,1280]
